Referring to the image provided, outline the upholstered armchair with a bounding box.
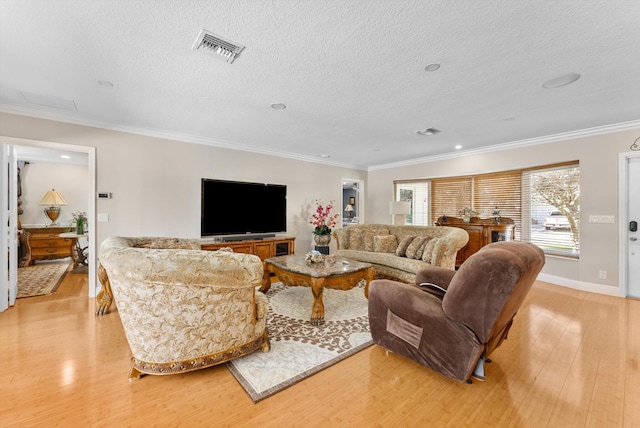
[368,241,545,382]
[99,236,270,380]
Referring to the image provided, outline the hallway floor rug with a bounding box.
[226,281,373,402]
[16,262,70,298]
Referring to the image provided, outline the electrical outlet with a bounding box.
[599,270,607,280]
[97,213,109,222]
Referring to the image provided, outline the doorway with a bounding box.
[1,137,96,312]
[342,179,364,227]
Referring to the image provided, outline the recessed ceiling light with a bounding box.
[415,128,441,136]
[60,155,71,159]
[542,73,581,89]
[424,63,440,72]
[97,80,114,87]
[455,145,462,150]
[320,154,330,158]
[270,103,287,110]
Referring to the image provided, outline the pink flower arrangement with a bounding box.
[310,199,340,235]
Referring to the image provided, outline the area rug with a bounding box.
[16,262,70,298]
[226,281,373,402]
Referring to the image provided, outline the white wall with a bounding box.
[1,113,365,256]
[19,162,88,226]
[366,128,639,293]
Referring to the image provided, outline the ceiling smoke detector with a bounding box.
[192,29,245,64]
[415,127,441,136]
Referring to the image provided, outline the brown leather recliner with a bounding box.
[368,241,545,382]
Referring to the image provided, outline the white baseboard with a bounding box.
[537,273,622,297]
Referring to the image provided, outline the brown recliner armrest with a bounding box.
[415,265,456,289]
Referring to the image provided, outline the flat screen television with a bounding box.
[201,178,287,239]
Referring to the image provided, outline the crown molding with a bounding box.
[368,120,640,171]
[3,104,637,173]
[0,104,363,170]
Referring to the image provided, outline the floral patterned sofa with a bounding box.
[333,224,469,283]
[99,236,270,380]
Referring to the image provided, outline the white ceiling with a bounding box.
[1,0,639,170]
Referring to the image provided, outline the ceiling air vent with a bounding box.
[192,29,244,64]
[415,128,441,136]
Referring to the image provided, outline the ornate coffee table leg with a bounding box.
[310,277,325,325]
[364,267,375,298]
[96,263,113,316]
[260,262,272,293]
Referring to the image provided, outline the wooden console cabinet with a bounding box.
[20,226,75,267]
[436,217,515,267]
[201,236,295,260]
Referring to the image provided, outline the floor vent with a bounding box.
[192,29,244,64]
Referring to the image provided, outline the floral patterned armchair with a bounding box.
[99,236,270,380]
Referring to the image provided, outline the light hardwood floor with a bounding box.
[1,272,639,427]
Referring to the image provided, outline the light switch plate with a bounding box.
[589,215,615,224]
[97,213,109,222]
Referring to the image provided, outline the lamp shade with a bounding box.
[39,189,68,206]
[389,201,411,215]
[345,204,354,212]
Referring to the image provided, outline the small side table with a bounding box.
[59,232,89,273]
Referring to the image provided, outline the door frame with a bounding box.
[341,178,365,225]
[1,136,97,308]
[618,151,640,297]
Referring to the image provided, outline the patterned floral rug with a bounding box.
[226,281,373,402]
[17,262,70,298]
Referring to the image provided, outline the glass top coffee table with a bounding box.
[261,255,375,325]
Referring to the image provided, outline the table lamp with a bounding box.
[389,201,411,225]
[39,188,67,226]
[345,204,354,220]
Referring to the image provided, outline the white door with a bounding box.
[1,143,18,311]
[627,156,640,298]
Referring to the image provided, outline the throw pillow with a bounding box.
[348,229,365,251]
[373,235,398,253]
[405,236,430,259]
[364,229,389,252]
[421,238,438,263]
[396,235,416,257]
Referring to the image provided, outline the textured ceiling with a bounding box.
[1,0,639,170]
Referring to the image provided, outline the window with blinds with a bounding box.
[523,163,580,256]
[430,177,472,222]
[397,161,580,257]
[395,181,429,225]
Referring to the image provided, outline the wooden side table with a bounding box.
[59,232,89,273]
[20,226,75,266]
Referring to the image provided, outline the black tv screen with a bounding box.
[201,178,287,237]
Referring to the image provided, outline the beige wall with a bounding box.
[3,112,636,294]
[1,113,365,255]
[20,162,88,226]
[366,129,638,292]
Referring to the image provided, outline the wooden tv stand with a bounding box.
[201,236,295,260]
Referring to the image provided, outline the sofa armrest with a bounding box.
[333,229,348,250]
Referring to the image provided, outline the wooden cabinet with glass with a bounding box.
[435,217,515,267]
